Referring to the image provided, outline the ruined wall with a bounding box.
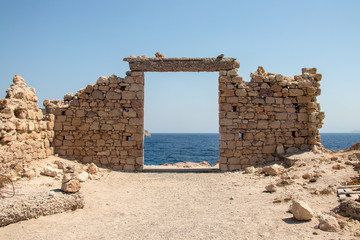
[218,67,324,171]
[0,75,54,174]
[45,73,144,171]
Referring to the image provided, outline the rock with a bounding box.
[291,199,314,221]
[302,173,312,179]
[63,93,75,101]
[61,179,81,193]
[62,173,73,183]
[144,129,151,137]
[230,196,234,200]
[87,163,99,174]
[262,164,284,176]
[75,171,88,182]
[22,168,36,178]
[332,164,345,170]
[339,200,360,220]
[265,184,277,192]
[63,164,76,173]
[155,52,165,58]
[244,166,255,174]
[42,166,59,177]
[318,214,340,232]
[55,160,66,170]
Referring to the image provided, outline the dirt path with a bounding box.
[0,152,359,239]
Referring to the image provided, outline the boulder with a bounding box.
[318,214,340,232]
[61,179,81,193]
[291,199,314,221]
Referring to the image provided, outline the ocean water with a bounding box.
[144,133,360,166]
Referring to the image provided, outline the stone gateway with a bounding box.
[0,56,324,173]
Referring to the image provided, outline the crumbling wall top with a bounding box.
[123,57,239,72]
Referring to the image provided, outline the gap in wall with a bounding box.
[144,72,219,166]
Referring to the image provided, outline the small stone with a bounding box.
[230,196,234,200]
[332,164,345,170]
[61,179,81,193]
[155,52,165,58]
[318,214,340,232]
[244,166,255,174]
[87,163,99,174]
[49,191,55,196]
[302,173,312,179]
[262,164,284,176]
[75,171,89,182]
[42,166,59,177]
[62,173,73,183]
[265,184,277,192]
[291,199,314,221]
[63,93,75,101]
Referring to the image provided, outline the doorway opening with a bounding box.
[144,72,219,170]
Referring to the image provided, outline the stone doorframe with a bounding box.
[124,57,241,171]
[123,57,323,172]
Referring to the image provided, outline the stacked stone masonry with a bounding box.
[218,66,324,171]
[0,75,54,174]
[45,73,144,171]
[0,56,325,173]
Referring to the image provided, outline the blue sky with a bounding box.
[0,0,359,133]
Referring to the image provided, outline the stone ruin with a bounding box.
[0,75,54,174]
[0,56,325,173]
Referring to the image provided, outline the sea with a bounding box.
[144,133,360,166]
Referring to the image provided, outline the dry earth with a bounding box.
[0,149,360,240]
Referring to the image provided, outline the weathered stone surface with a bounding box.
[291,199,314,221]
[0,191,84,227]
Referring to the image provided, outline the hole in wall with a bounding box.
[238,132,243,139]
[294,103,300,113]
[126,136,131,141]
[61,111,66,116]
[292,131,296,138]
[232,106,237,112]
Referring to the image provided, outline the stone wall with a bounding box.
[0,75,54,174]
[45,73,144,171]
[0,57,325,173]
[218,66,324,171]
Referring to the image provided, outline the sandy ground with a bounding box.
[0,150,360,240]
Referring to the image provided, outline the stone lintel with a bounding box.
[123,57,238,72]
